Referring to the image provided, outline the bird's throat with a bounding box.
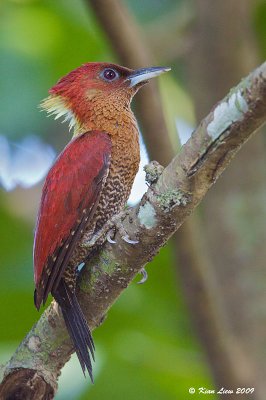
[41,93,140,152]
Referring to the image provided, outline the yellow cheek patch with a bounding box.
[40,95,79,131]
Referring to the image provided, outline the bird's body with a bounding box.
[70,108,140,267]
[33,62,169,380]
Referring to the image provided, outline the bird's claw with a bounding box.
[122,234,139,245]
[107,213,139,245]
[107,229,116,244]
[138,267,148,284]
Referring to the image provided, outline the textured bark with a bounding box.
[1,62,266,399]
[0,370,53,400]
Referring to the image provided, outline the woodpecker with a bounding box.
[33,62,170,381]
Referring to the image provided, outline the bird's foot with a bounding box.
[81,210,139,248]
[106,228,116,244]
[138,267,148,284]
[81,221,113,249]
[107,212,139,245]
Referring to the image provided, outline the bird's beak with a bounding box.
[127,66,171,87]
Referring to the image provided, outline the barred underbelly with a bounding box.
[68,168,134,268]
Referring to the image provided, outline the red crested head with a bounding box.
[41,62,170,134]
[49,63,134,97]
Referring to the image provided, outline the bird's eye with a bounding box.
[102,68,119,82]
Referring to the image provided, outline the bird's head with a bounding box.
[41,62,170,134]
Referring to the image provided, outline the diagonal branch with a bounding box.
[1,62,266,399]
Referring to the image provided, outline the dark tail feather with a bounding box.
[53,281,95,382]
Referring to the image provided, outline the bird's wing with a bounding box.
[33,131,111,309]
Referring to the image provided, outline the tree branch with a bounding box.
[1,62,266,399]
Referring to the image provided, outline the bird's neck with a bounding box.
[75,99,140,160]
[74,96,136,137]
[91,109,140,169]
[41,93,140,162]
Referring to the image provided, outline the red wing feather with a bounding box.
[33,131,111,308]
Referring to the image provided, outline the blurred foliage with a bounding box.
[254,1,266,59]
[0,0,112,142]
[0,202,36,341]
[1,0,264,398]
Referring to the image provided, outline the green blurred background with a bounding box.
[0,0,266,399]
